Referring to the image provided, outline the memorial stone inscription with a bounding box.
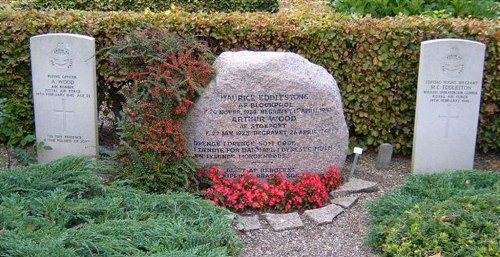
[30,33,98,163]
[412,39,486,173]
[184,51,349,179]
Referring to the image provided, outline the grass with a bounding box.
[367,170,499,256]
[0,156,242,257]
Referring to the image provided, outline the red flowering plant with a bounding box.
[107,28,214,192]
[199,166,341,212]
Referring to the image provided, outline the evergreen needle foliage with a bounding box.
[367,170,500,256]
[0,157,242,257]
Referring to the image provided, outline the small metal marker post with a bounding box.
[350,147,363,177]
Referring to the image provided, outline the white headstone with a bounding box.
[30,33,98,163]
[412,39,486,173]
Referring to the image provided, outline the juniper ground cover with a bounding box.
[0,156,242,257]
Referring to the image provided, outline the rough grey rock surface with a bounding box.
[330,178,379,198]
[304,204,344,225]
[264,212,303,231]
[237,215,261,231]
[331,196,359,209]
[184,51,349,179]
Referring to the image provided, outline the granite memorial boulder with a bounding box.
[184,51,348,179]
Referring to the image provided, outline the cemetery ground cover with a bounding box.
[0,156,242,257]
[1,145,498,257]
[237,152,499,257]
[367,170,499,256]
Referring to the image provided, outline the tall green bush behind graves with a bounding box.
[9,0,279,13]
[331,0,499,19]
[0,6,498,154]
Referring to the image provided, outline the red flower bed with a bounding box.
[198,166,341,212]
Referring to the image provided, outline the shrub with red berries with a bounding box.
[108,27,214,192]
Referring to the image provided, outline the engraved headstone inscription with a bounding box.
[412,39,486,173]
[184,51,349,180]
[30,33,98,163]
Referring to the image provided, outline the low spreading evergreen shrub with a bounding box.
[367,170,500,256]
[0,156,242,256]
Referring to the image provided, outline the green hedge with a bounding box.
[0,6,498,154]
[331,0,499,18]
[11,0,279,13]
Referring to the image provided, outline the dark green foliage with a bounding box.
[0,157,242,256]
[0,98,7,128]
[115,145,200,192]
[11,146,37,166]
[331,0,500,18]
[0,35,34,146]
[368,171,500,256]
[0,156,107,200]
[12,0,279,13]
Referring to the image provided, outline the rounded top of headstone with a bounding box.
[184,51,348,180]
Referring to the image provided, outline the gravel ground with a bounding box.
[237,151,499,257]
[1,146,497,257]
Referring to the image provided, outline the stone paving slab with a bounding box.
[236,179,377,232]
[330,178,378,198]
[303,204,344,225]
[237,215,261,231]
[264,212,303,231]
[331,196,359,209]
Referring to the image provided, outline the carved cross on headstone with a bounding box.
[438,104,459,138]
[54,98,74,133]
